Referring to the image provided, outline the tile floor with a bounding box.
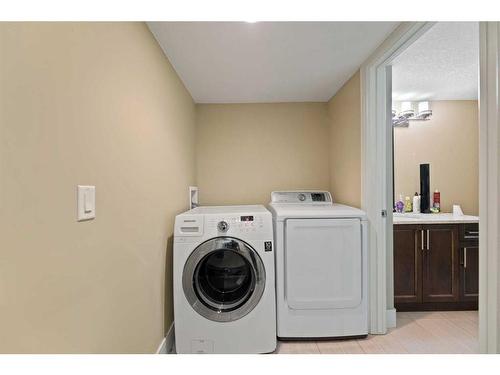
[275,311,479,354]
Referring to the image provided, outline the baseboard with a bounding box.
[156,322,175,354]
[386,308,397,328]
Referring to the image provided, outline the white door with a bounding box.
[284,218,362,310]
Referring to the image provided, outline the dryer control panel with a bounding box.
[271,191,333,205]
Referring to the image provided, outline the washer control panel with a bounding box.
[209,214,265,234]
[174,205,273,242]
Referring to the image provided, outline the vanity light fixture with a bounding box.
[414,101,432,120]
[400,101,415,117]
[392,101,432,126]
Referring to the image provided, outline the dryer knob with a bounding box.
[298,193,306,201]
[217,221,229,232]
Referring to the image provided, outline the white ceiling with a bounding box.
[392,22,479,101]
[148,22,398,103]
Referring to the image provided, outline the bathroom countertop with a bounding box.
[393,212,479,225]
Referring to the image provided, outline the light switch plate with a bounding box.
[77,185,95,221]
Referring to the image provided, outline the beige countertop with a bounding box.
[393,212,479,225]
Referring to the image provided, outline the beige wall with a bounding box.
[196,103,330,205]
[0,23,196,353]
[327,71,362,208]
[394,100,479,215]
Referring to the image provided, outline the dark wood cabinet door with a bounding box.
[460,245,479,302]
[394,225,422,304]
[422,225,460,303]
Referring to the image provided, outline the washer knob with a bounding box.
[217,221,229,232]
[298,193,306,201]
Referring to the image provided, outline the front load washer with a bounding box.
[268,191,368,339]
[173,205,276,353]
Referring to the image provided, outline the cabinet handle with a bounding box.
[427,229,430,250]
[464,248,467,269]
[421,230,424,251]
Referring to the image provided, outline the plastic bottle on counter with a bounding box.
[412,192,420,213]
[395,194,404,213]
[433,190,441,212]
[404,196,412,212]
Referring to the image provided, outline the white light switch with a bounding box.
[77,185,95,221]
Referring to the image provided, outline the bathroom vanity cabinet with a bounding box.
[393,220,478,311]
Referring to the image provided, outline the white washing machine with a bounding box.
[173,205,276,353]
[268,191,368,339]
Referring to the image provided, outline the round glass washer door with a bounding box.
[182,237,266,322]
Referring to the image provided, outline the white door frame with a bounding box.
[478,22,500,354]
[361,22,434,334]
[362,21,500,353]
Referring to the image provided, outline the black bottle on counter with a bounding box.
[420,163,430,213]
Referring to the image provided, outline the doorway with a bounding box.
[361,21,500,353]
[391,22,479,353]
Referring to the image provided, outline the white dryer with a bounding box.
[173,205,276,353]
[268,191,368,339]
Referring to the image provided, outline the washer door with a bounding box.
[183,237,266,322]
